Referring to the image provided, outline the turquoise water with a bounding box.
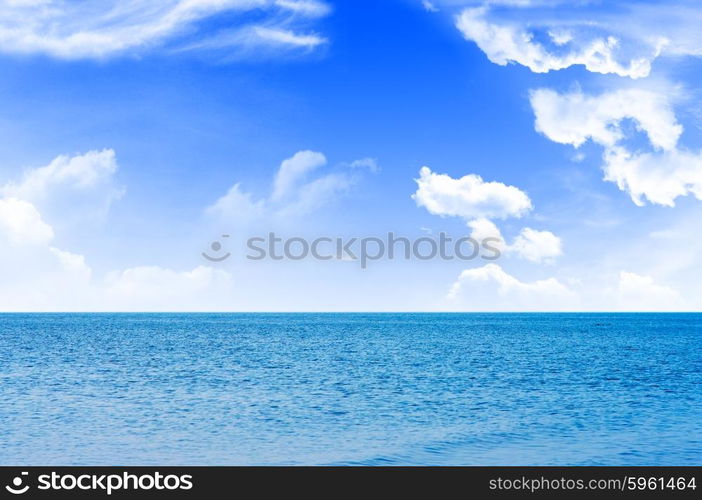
[0,313,700,465]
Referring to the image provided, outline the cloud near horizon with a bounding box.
[446,263,575,311]
[0,149,234,312]
[616,270,685,311]
[445,264,688,312]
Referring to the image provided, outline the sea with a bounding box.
[1,313,700,465]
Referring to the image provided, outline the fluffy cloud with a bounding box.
[0,197,54,246]
[466,218,562,263]
[0,0,330,59]
[603,146,702,207]
[530,88,681,151]
[1,149,124,225]
[0,259,234,312]
[0,199,234,311]
[530,87,702,206]
[455,6,660,78]
[452,0,702,62]
[616,271,684,311]
[467,217,504,247]
[445,265,688,312]
[49,247,92,282]
[414,166,561,263]
[412,166,532,220]
[0,195,91,310]
[0,149,117,308]
[0,147,235,311]
[1,149,120,200]
[208,150,375,222]
[509,227,562,263]
[447,263,575,311]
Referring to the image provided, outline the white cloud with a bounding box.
[0,0,331,59]
[208,150,376,222]
[1,149,124,225]
[205,182,266,222]
[467,217,504,247]
[415,166,562,263]
[0,151,108,309]
[0,197,54,246]
[603,146,702,207]
[0,255,234,311]
[252,26,327,48]
[271,150,327,201]
[455,6,660,79]
[530,87,702,206]
[347,157,380,173]
[176,23,327,56]
[466,219,562,263]
[49,247,92,282]
[0,199,234,311]
[0,150,237,311]
[447,263,576,311]
[276,172,354,217]
[548,29,573,46]
[616,271,684,311]
[0,197,91,310]
[444,267,690,312]
[274,0,330,17]
[412,166,532,220]
[442,0,702,80]
[103,265,233,311]
[530,88,682,151]
[509,227,562,263]
[2,148,123,200]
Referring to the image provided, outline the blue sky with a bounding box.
[0,0,701,311]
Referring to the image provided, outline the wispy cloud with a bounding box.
[422,1,439,13]
[207,150,377,223]
[0,0,331,59]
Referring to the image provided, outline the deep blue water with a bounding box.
[0,313,700,465]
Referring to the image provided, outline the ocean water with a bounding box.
[0,313,700,466]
